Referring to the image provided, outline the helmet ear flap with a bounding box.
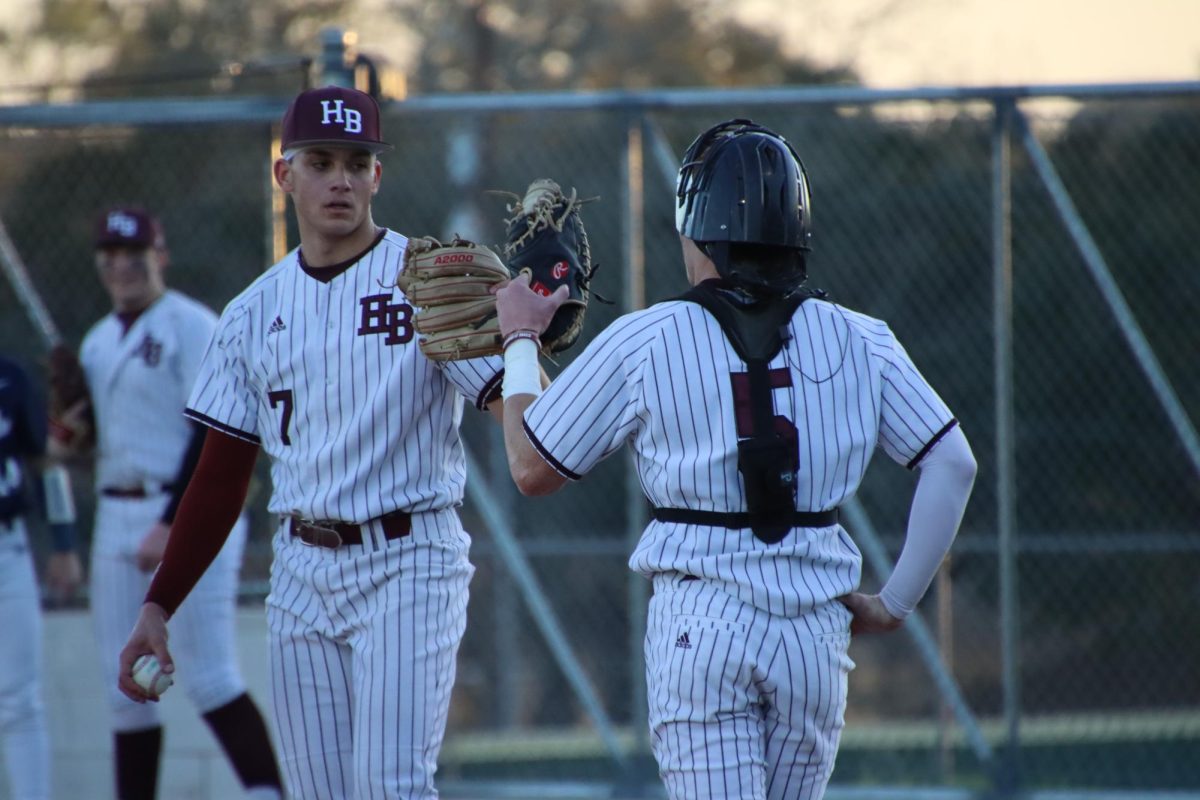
[702,241,808,297]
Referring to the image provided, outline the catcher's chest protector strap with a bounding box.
[656,282,817,543]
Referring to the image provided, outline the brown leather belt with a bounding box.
[289,509,412,549]
[101,484,176,499]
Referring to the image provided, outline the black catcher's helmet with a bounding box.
[676,119,812,295]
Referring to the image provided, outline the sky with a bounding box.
[1,0,1198,94]
[736,0,1200,87]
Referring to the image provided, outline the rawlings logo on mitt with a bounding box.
[500,179,597,354]
[396,179,599,362]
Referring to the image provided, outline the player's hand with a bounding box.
[45,551,83,602]
[135,521,170,573]
[118,603,174,703]
[493,271,570,338]
[837,592,903,635]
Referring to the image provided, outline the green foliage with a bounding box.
[27,0,353,98]
[389,0,855,93]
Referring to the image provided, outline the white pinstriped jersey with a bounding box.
[186,229,503,523]
[80,290,217,491]
[524,296,956,617]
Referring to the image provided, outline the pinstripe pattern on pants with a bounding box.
[646,574,854,800]
[266,509,473,800]
[0,519,50,800]
[91,495,248,732]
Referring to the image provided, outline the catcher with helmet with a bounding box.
[492,119,977,798]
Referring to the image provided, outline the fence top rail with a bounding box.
[0,80,1197,128]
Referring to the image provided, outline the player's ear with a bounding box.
[372,159,382,195]
[274,158,294,192]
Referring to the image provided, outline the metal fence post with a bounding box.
[318,27,356,88]
[623,112,650,756]
[993,96,1021,795]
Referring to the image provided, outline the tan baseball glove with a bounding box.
[395,237,512,361]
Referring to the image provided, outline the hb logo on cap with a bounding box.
[106,211,141,239]
[281,86,392,155]
[320,99,363,134]
[94,207,162,249]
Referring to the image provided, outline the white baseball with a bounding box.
[132,654,174,697]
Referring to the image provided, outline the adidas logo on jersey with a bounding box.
[675,631,692,649]
[267,316,287,335]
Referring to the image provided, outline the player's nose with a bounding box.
[330,165,354,188]
[104,254,145,276]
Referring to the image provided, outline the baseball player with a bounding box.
[494,119,978,798]
[0,353,82,800]
[75,208,282,800]
[117,86,525,799]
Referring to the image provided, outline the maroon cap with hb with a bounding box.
[280,85,392,155]
[94,207,164,249]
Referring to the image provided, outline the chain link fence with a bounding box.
[1,82,1197,797]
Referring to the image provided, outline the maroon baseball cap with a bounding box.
[280,85,392,156]
[94,207,164,249]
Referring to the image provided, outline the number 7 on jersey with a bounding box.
[268,389,293,446]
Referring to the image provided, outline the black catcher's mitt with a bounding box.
[499,179,597,354]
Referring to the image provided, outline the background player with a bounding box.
[117,86,526,798]
[0,353,82,800]
[493,119,978,798]
[73,208,282,800]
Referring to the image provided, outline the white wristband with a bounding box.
[502,338,542,399]
[43,465,77,525]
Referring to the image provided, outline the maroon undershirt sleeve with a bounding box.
[144,427,259,617]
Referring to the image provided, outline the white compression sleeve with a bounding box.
[42,464,76,524]
[879,424,977,619]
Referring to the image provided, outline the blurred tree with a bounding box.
[17,0,354,98]
[389,0,858,94]
[7,0,871,98]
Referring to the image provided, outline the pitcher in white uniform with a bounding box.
[116,86,533,799]
[494,119,978,799]
[80,207,282,800]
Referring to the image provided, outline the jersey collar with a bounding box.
[298,227,387,283]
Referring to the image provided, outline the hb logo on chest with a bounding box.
[357,294,413,346]
[320,100,362,134]
[134,334,163,367]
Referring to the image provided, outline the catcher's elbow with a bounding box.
[512,470,552,496]
[509,458,563,496]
